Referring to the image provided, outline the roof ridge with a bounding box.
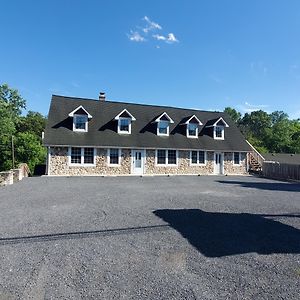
[52,94,224,114]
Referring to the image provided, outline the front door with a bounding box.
[132,150,144,175]
[214,152,224,175]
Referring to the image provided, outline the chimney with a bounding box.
[99,92,106,101]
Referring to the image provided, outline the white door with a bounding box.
[132,150,144,175]
[214,152,224,175]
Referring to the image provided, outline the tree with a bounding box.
[224,107,242,124]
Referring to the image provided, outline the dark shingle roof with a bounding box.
[44,95,251,151]
[263,153,300,165]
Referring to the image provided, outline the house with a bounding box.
[43,93,251,176]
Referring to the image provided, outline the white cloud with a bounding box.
[238,101,269,114]
[153,33,179,44]
[153,34,166,41]
[142,16,162,33]
[127,30,145,42]
[166,33,178,43]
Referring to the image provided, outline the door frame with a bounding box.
[214,152,224,175]
[131,149,145,175]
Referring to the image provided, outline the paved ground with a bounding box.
[0,175,299,299]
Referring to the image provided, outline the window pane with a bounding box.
[84,148,94,164]
[120,118,129,132]
[157,150,166,164]
[199,151,205,164]
[234,152,240,164]
[75,115,87,130]
[191,151,198,164]
[168,150,177,165]
[110,149,119,164]
[188,123,197,136]
[71,147,81,164]
[158,121,168,134]
[215,126,223,138]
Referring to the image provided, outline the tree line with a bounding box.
[0,84,46,173]
[224,107,300,154]
[1,83,300,173]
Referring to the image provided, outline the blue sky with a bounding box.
[1,0,300,118]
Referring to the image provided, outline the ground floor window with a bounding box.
[108,148,121,166]
[190,150,206,165]
[233,152,241,165]
[70,147,95,165]
[156,149,177,165]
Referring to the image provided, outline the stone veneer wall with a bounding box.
[144,150,214,175]
[223,152,247,175]
[49,147,248,176]
[49,147,131,176]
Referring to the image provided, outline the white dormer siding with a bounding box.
[68,105,92,132]
[115,109,136,135]
[185,115,202,138]
[205,117,229,140]
[155,112,174,136]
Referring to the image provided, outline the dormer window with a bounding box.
[184,115,202,138]
[114,109,136,135]
[205,117,229,140]
[68,105,92,132]
[74,115,88,131]
[155,112,174,136]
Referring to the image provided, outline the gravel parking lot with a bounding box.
[0,175,299,299]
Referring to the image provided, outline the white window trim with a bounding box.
[68,147,96,167]
[114,109,136,121]
[186,124,199,139]
[117,117,131,134]
[233,152,241,165]
[69,105,92,118]
[214,126,225,140]
[157,121,170,136]
[190,150,207,166]
[107,148,121,167]
[73,114,88,132]
[155,149,178,166]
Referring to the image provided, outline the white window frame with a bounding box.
[214,125,225,140]
[155,149,178,166]
[107,148,121,167]
[157,121,170,136]
[186,123,199,138]
[68,147,96,166]
[73,114,88,132]
[117,117,131,134]
[233,152,241,165]
[190,150,207,166]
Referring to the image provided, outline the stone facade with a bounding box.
[48,147,248,176]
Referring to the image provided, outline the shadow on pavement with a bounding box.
[153,209,300,257]
[217,180,300,192]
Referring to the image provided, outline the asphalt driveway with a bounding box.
[0,175,300,299]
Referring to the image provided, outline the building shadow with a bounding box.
[153,209,300,257]
[217,180,300,192]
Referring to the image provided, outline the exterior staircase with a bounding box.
[246,141,265,173]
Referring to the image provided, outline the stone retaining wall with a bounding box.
[0,171,14,186]
[0,164,30,187]
[49,147,248,176]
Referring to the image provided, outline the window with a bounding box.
[158,121,169,136]
[157,149,166,164]
[190,150,206,165]
[156,150,177,165]
[70,147,95,165]
[108,149,120,165]
[233,152,240,165]
[214,126,224,139]
[118,118,131,134]
[73,115,88,132]
[187,123,198,138]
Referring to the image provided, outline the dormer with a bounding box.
[114,109,136,134]
[205,117,229,140]
[184,115,203,138]
[154,112,174,136]
[68,105,92,132]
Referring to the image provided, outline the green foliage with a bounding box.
[224,107,241,123]
[224,107,300,154]
[0,83,46,173]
